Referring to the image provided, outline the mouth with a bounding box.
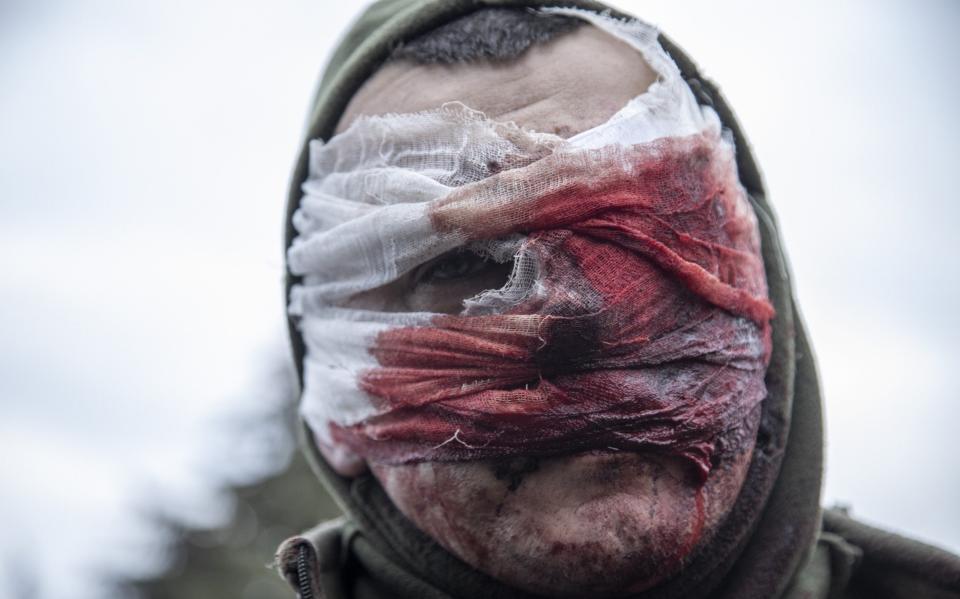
[487,448,695,495]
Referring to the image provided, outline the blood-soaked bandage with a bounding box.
[288,10,774,479]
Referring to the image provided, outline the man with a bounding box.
[276,2,960,598]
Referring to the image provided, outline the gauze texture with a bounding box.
[288,10,774,479]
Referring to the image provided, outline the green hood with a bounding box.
[281,1,826,597]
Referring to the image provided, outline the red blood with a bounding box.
[673,486,707,567]
[331,132,773,480]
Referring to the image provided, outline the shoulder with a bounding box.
[787,508,960,599]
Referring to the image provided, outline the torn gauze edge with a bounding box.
[287,9,775,479]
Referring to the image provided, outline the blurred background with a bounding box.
[1,0,957,597]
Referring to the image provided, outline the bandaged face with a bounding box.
[288,10,773,597]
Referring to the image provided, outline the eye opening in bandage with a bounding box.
[405,245,516,314]
[411,247,508,287]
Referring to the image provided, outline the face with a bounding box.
[321,25,761,597]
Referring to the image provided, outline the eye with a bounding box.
[413,249,493,285]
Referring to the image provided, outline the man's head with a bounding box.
[289,7,772,597]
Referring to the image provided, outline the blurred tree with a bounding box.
[125,452,339,599]
[120,360,341,599]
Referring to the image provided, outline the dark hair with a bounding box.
[390,8,585,65]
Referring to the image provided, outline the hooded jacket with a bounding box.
[275,2,960,598]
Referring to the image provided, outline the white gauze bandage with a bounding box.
[287,10,771,474]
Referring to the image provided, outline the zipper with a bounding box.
[296,543,315,599]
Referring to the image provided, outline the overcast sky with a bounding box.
[1,1,958,597]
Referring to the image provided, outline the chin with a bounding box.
[371,439,756,597]
[484,452,705,596]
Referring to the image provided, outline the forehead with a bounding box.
[335,24,657,138]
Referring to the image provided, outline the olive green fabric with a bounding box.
[278,1,960,598]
